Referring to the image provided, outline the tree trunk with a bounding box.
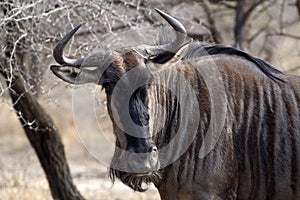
[1,71,85,200]
[1,2,85,199]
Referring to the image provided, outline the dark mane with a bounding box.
[155,28,283,81]
[185,43,284,82]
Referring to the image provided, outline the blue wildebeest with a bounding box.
[51,8,300,200]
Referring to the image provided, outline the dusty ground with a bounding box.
[0,82,160,200]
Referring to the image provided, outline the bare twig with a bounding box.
[279,0,286,33]
[234,0,267,49]
[7,32,27,86]
[219,2,236,9]
[244,0,265,21]
[252,0,276,21]
[247,18,271,43]
[200,0,224,43]
[282,19,300,29]
[267,32,300,40]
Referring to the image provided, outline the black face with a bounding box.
[106,81,161,192]
[105,81,158,160]
[128,87,149,129]
[98,52,160,179]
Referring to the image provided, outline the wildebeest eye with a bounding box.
[102,82,113,94]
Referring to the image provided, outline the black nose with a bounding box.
[151,146,158,154]
[126,145,159,173]
[126,145,157,154]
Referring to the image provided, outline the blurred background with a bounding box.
[1,0,300,199]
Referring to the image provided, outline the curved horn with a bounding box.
[136,9,187,58]
[53,24,83,66]
[147,9,187,55]
[155,8,186,33]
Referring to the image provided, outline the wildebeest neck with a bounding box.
[147,66,212,165]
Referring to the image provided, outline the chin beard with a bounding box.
[109,145,162,191]
[109,168,162,192]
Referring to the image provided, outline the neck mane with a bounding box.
[185,43,284,82]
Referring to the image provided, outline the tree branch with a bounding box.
[199,0,224,43]
[267,32,300,40]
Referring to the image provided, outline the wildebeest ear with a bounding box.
[153,39,193,66]
[50,65,102,84]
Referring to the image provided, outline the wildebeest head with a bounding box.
[50,9,191,191]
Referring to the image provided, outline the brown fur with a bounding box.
[106,52,300,199]
[52,43,300,199]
